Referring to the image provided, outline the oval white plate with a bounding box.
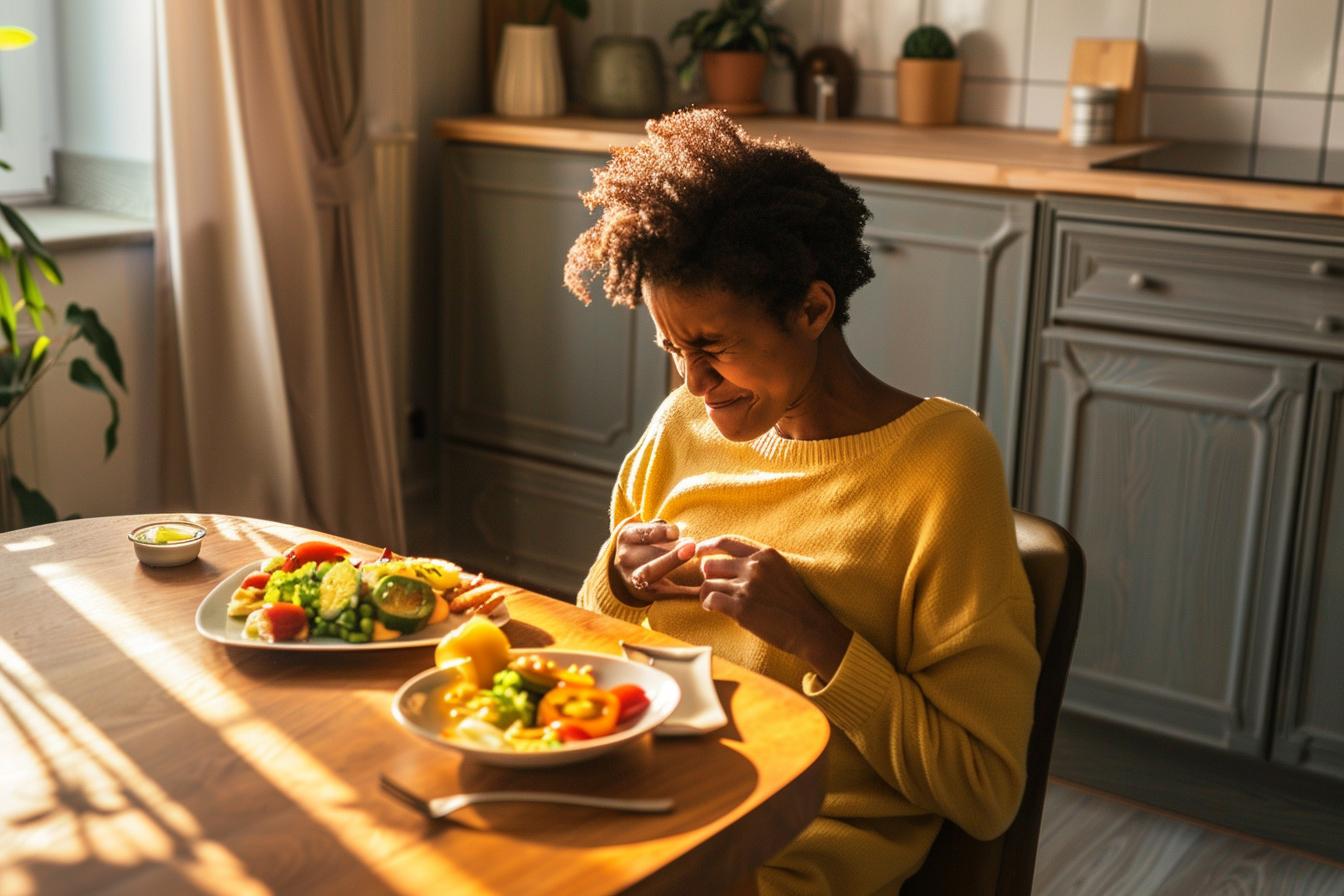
[195,562,510,651]
[392,649,681,768]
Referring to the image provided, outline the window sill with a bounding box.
[4,204,153,252]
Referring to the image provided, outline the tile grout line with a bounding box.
[1018,0,1036,127]
[1248,0,1276,173]
[1318,0,1344,181]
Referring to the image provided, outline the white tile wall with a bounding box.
[565,0,1344,154]
[1262,0,1338,93]
[1325,100,1344,181]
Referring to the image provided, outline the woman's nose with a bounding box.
[683,355,721,396]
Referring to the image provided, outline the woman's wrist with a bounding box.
[800,613,852,682]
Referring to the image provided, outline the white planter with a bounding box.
[493,24,565,117]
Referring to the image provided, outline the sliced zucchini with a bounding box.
[371,575,435,634]
[318,559,360,621]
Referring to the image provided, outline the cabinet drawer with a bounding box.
[441,442,613,600]
[1052,218,1344,353]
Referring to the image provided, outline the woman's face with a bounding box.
[643,281,826,441]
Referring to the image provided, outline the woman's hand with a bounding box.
[610,520,702,606]
[696,536,852,680]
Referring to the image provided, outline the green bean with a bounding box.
[338,609,356,628]
[359,617,373,634]
[358,603,373,619]
[346,632,370,644]
[317,560,334,578]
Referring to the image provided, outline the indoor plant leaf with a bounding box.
[22,333,50,378]
[17,255,46,333]
[69,357,120,458]
[714,19,744,48]
[0,204,63,284]
[0,274,18,354]
[66,303,126,390]
[8,473,58,528]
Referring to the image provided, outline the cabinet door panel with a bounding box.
[443,145,666,475]
[1026,326,1311,754]
[1274,363,1344,780]
[845,182,1034,484]
[442,442,612,599]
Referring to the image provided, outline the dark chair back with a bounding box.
[901,510,1086,896]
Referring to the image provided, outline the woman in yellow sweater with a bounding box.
[563,109,1040,895]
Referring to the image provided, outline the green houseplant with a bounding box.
[0,27,124,529]
[669,0,796,111]
[897,25,961,125]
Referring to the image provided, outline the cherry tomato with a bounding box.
[242,571,272,590]
[537,687,620,738]
[263,603,309,642]
[281,541,350,572]
[547,721,593,743]
[610,684,650,724]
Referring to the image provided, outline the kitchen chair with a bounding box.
[902,509,1087,896]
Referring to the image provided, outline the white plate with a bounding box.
[620,642,729,736]
[392,649,681,768]
[195,562,510,651]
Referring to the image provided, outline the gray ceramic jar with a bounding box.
[583,35,665,118]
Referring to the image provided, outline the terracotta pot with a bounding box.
[897,58,962,126]
[702,50,767,105]
[493,24,565,117]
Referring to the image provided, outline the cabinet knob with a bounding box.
[1127,272,1149,290]
[1309,259,1335,278]
[1315,314,1343,334]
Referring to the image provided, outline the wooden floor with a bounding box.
[1036,780,1344,895]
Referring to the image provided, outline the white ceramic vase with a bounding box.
[493,24,565,117]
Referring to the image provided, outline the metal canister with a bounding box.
[1068,84,1117,146]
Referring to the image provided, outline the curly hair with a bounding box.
[563,109,874,328]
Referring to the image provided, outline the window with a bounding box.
[0,0,57,199]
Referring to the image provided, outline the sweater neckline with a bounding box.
[747,396,956,465]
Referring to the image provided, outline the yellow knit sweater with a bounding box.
[578,387,1040,895]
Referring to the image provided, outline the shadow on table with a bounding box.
[384,733,760,848]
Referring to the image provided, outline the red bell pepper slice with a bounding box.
[281,541,350,572]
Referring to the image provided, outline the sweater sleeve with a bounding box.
[801,418,1041,841]
[575,393,677,624]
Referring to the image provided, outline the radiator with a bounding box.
[371,130,416,466]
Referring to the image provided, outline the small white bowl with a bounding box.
[128,521,206,566]
[392,649,681,768]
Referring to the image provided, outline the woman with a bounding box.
[564,109,1040,896]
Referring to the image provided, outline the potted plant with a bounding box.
[669,0,797,114]
[0,196,124,530]
[493,0,590,117]
[897,25,961,126]
[0,26,124,529]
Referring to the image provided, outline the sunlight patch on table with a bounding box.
[28,563,462,888]
[3,535,53,552]
[0,636,267,895]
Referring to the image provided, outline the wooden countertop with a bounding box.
[434,115,1344,219]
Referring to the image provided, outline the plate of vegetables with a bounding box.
[393,624,680,767]
[194,540,513,650]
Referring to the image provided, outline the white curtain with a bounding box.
[153,0,404,547]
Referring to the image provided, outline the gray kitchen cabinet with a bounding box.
[1024,325,1312,755]
[440,144,667,596]
[1274,362,1344,779]
[844,181,1035,484]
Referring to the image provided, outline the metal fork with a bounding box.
[379,774,675,819]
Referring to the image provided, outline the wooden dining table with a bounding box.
[0,514,831,895]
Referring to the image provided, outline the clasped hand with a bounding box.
[613,520,849,677]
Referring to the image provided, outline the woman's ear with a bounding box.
[797,280,836,339]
